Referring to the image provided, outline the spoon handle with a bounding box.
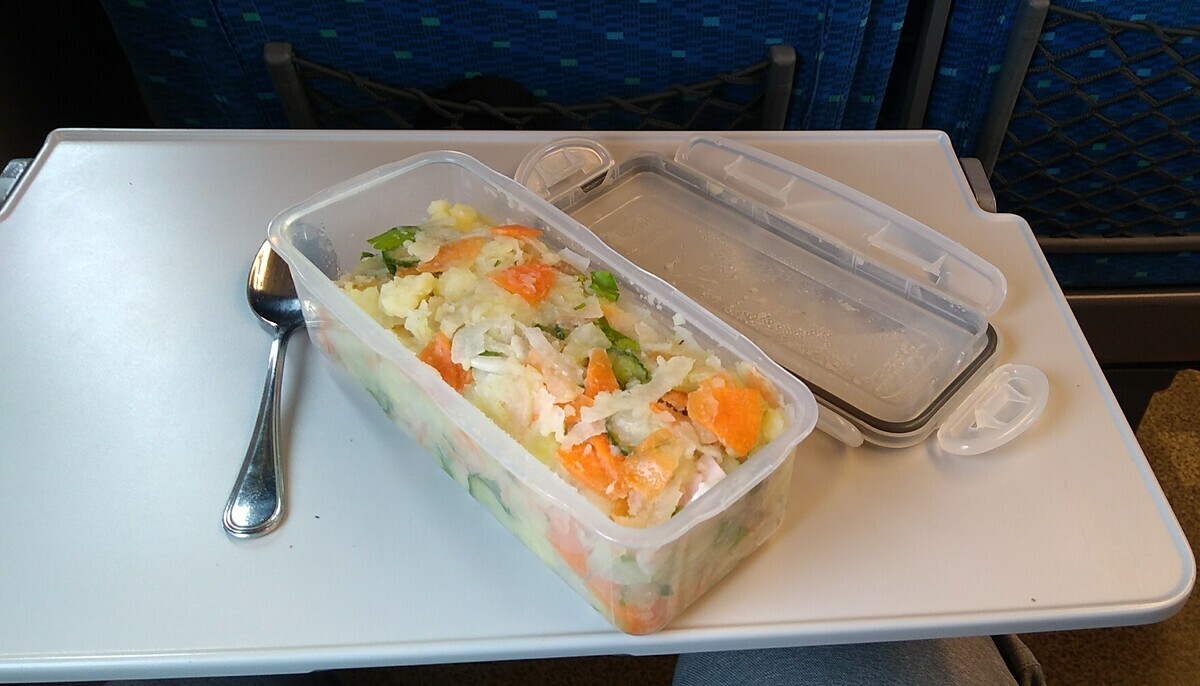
[223,326,294,537]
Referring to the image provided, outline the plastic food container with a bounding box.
[516,136,1047,453]
[266,151,818,634]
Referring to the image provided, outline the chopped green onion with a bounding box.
[360,251,375,260]
[367,226,419,251]
[573,302,587,310]
[478,350,503,357]
[589,270,619,301]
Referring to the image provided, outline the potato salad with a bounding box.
[336,200,788,528]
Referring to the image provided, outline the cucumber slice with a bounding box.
[468,474,512,523]
[610,350,649,388]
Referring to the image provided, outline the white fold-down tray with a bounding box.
[0,129,1191,682]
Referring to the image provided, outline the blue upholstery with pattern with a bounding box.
[99,0,909,131]
[927,1,1200,288]
[100,0,278,127]
[924,0,1022,156]
[1047,251,1199,289]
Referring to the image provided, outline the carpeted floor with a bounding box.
[331,370,1199,686]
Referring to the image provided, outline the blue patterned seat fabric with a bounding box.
[100,0,908,131]
[97,1,1198,289]
[926,1,1199,289]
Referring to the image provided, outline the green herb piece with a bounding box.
[589,269,619,301]
[478,350,503,357]
[609,349,649,388]
[367,226,419,251]
[536,323,569,340]
[360,251,375,260]
[573,302,587,310]
[595,317,639,353]
[381,251,419,275]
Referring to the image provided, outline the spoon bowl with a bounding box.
[223,240,307,538]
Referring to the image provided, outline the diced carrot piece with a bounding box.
[649,401,686,423]
[417,331,472,391]
[585,577,670,635]
[623,428,684,501]
[585,348,620,396]
[489,262,560,304]
[614,596,669,635]
[686,384,766,457]
[416,236,486,273]
[660,390,688,412]
[610,496,630,518]
[560,393,594,430]
[547,520,589,578]
[557,434,627,500]
[650,389,689,421]
[490,224,543,238]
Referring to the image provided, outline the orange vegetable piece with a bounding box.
[649,401,686,423]
[650,389,689,421]
[557,434,627,500]
[585,348,620,396]
[660,390,688,412]
[686,383,766,457]
[560,393,594,428]
[547,520,589,578]
[417,236,485,273]
[623,428,684,501]
[489,262,560,304]
[614,596,669,635]
[490,224,542,238]
[585,577,670,635]
[417,331,472,392]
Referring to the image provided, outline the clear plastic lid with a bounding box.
[516,136,1044,453]
[674,136,1008,316]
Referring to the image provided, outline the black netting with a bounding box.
[292,55,772,131]
[993,6,1200,239]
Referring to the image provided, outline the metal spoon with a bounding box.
[223,240,306,538]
